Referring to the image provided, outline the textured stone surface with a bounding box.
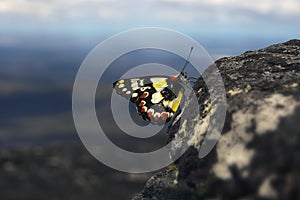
[0,145,151,200]
[133,40,300,200]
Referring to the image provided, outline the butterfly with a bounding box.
[113,47,193,125]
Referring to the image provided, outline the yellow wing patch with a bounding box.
[151,78,168,91]
[170,91,183,112]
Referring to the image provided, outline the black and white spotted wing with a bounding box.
[113,75,186,125]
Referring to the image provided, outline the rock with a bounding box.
[133,39,300,200]
[0,145,151,200]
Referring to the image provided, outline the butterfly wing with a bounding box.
[113,75,186,125]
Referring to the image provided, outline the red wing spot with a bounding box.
[147,111,153,119]
[138,101,145,107]
[141,107,146,113]
[170,76,178,82]
[140,92,148,99]
[161,112,169,121]
[154,114,159,122]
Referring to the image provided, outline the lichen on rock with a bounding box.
[133,39,300,200]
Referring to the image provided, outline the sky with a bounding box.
[1,0,299,54]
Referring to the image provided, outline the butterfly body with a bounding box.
[113,74,187,125]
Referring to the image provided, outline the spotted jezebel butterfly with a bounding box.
[113,47,193,125]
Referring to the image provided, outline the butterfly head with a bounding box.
[180,70,187,80]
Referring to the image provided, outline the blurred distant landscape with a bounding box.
[0,43,81,148]
[0,36,288,149]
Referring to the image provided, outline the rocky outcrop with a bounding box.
[133,40,300,200]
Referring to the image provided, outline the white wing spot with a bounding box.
[118,83,125,88]
[131,82,139,90]
[132,93,138,98]
[139,79,144,86]
[130,79,139,83]
[142,106,148,112]
[151,92,164,104]
[147,108,154,114]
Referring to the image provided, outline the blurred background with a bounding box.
[0,0,299,199]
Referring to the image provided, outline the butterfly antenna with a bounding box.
[180,47,194,75]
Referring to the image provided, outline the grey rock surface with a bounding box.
[133,40,300,200]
